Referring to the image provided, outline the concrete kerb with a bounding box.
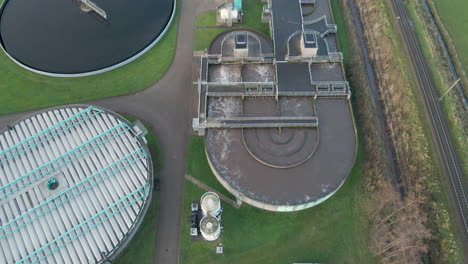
[0,0,176,77]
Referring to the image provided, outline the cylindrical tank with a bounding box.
[200,192,221,216]
[199,215,221,241]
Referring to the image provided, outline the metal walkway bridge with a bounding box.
[80,0,107,19]
[199,116,318,129]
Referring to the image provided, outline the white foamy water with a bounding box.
[252,64,274,82]
[208,129,234,163]
[210,65,241,82]
[208,97,241,118]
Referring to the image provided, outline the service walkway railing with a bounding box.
[199,116,318,128]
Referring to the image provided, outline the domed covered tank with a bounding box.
[200,192,221,217]
[199,215,221,241]
[0,105,153,263]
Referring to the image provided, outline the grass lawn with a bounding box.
[0,0,179,115]
[114,115,163,264]
[194,0,270,51]
[415,1,468,181]
[330,0,351,67]
[179,137,376,264]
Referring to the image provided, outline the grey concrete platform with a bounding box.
[277,63,315,92]
[271,0,303,60]
[303,0,333,23]
[324,35,338,52]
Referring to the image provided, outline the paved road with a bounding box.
[388,0,468,246]
[0,0,217,263]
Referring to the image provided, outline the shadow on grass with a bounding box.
[113,115,163,264]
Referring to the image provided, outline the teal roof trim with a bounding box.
[0,123,131,199]
[0,148,147,241]
[234,0,242,10]
[19,184,149,264]
[0,106,104,165]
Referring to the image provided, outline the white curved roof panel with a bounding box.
[0,105,153,264]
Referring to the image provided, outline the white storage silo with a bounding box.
[200,192,221,217]
[199,215,221,241]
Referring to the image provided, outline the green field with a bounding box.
[404,1,466,262]
[179,137,376,264]
[431,0,468,94]
[0,0,179,115]
[427,0,468,181]
[194,0,270,51]
[114,115,163,264]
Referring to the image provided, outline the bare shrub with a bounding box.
[367,182,431,264]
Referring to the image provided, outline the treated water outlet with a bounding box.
[47,178,59,190]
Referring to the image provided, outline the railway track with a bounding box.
[388,0,468,237]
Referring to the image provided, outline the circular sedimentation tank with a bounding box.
[199,215,221,241]
[200,192,221,217]
[0,0,175,76]
[0,105,153,263]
